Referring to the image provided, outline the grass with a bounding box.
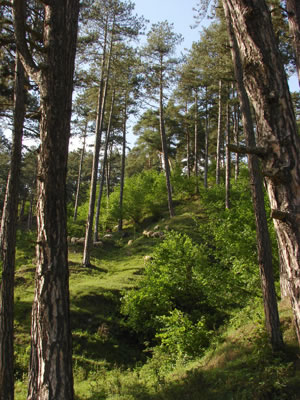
[11,197,300,399]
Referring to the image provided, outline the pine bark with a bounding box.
[12,1,80,398]
[223,0,284,350]
[286,0,300,86]
[0,53,25,400]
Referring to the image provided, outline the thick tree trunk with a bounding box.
[118,95,128,232]
[82,28,113,267]
[73,122,87,222]
[223,0,284,350]
[159,56,174,218]
[216,79,223,185]
[286,0,300,86]
[12,1,80,398]
[0,53,25,400]
[94,91,115,242]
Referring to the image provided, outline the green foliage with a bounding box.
[107,170,167,225]
[121,231,226,354]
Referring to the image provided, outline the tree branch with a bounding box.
[227,143,267,157]
[11,0,41,83]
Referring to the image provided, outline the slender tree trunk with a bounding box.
[185,102,190,178]
[12,1,80,398]
[194,90,199,193]
[225,98,231,210]
[286,0,300,86]
[204,87,209,189]
[73,122,87,222]
[223,0,284,350]
[216,79,222,185]
[82,26,113,267]
[94,91,115,241]
[118,95,128,232]
[0,53,25,400]
[27,193,34,230]
[159,55,174,218]
[233,100,240,181]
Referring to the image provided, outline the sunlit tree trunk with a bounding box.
[223,0,285,350]
[12,1,80,397]
[0,52,25,400]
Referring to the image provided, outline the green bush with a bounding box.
[121,231,227,353]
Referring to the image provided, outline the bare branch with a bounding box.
[227,143,267,157]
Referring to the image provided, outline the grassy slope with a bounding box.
[13,198,300,399]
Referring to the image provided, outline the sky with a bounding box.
[133,0,204,53]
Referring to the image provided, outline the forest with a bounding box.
[1,0,300,399]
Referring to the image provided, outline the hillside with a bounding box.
[12,192,300,400]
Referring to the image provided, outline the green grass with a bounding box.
[12,199,300,400]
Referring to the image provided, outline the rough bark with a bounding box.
[13,1,80,398]
[286,0,300,86]
[216,79,223,185]
[159,55,174,218]
[223,0,284,350]
[73,122,87,222]
[0,52,25,400]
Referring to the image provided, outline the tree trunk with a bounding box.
[159,55,174,218]
[233,99,240,181]
[118,95,128,232]
[82,24,113,267]
[194,90,199,193]
[223,0,284,350]
[185,103,191,178]
[225,98,231,210]
[0,52,25,400]
[286,0,300,86]
[94,91,115,241]
[216,79,223,185]
[12,1,80,398]
[73,122,87,222]
[204,87,209,189]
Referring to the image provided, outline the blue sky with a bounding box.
[133,0,205,53]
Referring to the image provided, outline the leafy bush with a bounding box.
[121,231,228,355]
[107,170,167,225]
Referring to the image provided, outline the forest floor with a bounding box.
[13,197,300,399]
